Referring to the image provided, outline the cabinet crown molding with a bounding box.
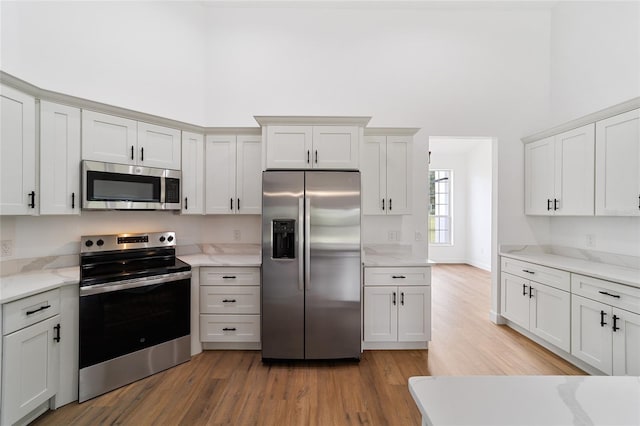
[364,127,420,136]
[522,97,640,144]
[254,115,371,127]
[205,127,261,135]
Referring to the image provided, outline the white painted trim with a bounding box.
[0,70,203,133]
[364,127,420,136]
[205,127,261,135]
[202,342,261,350]
[254,115,371,127]
[522,97,640,144]
[466,260,491,271]
[362,341,428,350]
[489,310,505,325]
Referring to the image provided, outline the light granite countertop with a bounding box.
[0,244,262,305]
[409,375,640,426]
[500,245,640,288]
[362,244,432,267]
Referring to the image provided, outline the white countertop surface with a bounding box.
[0,244,262,304]
[0,267,80,304]
[409,375,640,426]
[363,244,432,267]
[500,246,640,288]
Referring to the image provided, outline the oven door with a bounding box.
[79,273,191,370]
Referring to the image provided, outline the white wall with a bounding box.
[546,1,640,257]
[0,1,207,125]
[550,1,640,124]
[0,213,261,260]
[466,142,492,270]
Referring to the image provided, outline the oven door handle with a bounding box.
[80,271,192,297]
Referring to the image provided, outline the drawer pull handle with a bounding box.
[529,286,534,298]
[522,283,527,296]
[392,275,406,279]
[522,269,535,274]
[54,324,61,343]
[222,327,237,331]
[222,299,237,303]
[392,292,396,306]
[600,310,607,327]
[400,292,405,306]
[598,291,621,299]
[222,276,237,279]
[26,305,51,316]
[612,315,620,332]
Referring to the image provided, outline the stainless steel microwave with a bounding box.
[82,160,181,210]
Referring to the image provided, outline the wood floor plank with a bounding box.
[32,264,584,425]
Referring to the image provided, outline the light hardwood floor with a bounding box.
[33,264,584,425]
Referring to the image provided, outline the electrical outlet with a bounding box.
[414,232,422,241]
[1,240,13,257]
[233,230,241,241]
[586,234,595,247]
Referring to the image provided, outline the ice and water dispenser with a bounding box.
[272,219,296,259]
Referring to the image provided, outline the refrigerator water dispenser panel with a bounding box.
[272,219,296,259]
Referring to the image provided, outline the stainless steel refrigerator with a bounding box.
[261,171,361,360]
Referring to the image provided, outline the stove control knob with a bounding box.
[85,240,93,247]
[167,235,174,242]
[96,239,104,247]
[159,236,166,242]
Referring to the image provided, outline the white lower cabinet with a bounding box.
[199,267,261,347]
[571,274,640,375]
[2,289,61,425]
[501,255,640,376]
[363,267,431,348]
[501,271,571,352]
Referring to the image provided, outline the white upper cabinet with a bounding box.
[595,109,640,216]
[39,101,81,215]
[525,124,595,216]
[0,85,36,215]
[82,110,137,165]
[265,126,312,169]
[311,126,359,169]
[205,132,262,215]
[181,132,204,215]
[362,129,415,215]
[82,110,181,169]
[256,116,370,170]
[137,122,181,169]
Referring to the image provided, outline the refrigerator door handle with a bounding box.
[305,197,311,290]
[298,197,304,291]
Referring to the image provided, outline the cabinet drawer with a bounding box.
[200,286,260,314]
[364,267,430,286]
[571,274,640,313]
[501,257,570,292]
[199,314,260,342]
[200,267,260,286]
[2,288,61,335]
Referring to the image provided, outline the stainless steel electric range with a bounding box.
[78,231,191,402]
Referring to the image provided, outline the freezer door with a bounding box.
[262,171,305,359]
[305,171,361,359]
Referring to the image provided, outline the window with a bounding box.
[429,169,452,244]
